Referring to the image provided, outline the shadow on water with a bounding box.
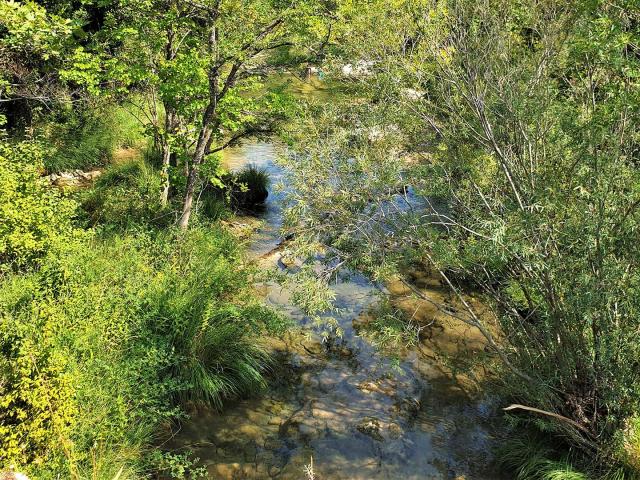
[167,79,506,479]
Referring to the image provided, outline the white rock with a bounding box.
[401,87,425,101]
[0,470,30,480]
[341,60,375,78]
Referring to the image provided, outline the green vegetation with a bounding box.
[0,227,270,478]
[45,104,147,173]
[2,0,639,478]
[0,121,279,478]
[0,138,81,270]
[278,0,640,477]
[230,164,271,209]
[356,300,420,350]
[1,1,295,474]
[81,158,166,229]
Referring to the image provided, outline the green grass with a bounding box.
[230,164,271,208]
[498,435,589,480]
[81,159,168,229]
[44,103,149,173]
[0,227,276,478]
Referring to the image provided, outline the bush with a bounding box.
[0,138,81,270]
[0,227,275,478]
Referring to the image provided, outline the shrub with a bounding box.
[0,138,81,270]
[0,227,275,478]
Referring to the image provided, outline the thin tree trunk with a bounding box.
[178,20,219,230]
[160,23,178,206]
[178,124,213,229]
[160,110,175,206]
[160,143,171,206]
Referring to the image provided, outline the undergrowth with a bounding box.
[44,103,147,173]
[0,132,281,478]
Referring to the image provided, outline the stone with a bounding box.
[400,87,425,101]
[297,422,316,438]
[48,169,102,188]
[0,471,30,480]
[352,313,373,329]
[268,416,282,426]
[341,60,374,77]
[356,417,383,441]
[311,407,335,420]
[357,380,394,396]
[387,422,403,438]
[207,462,242,478]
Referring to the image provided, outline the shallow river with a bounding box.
[167,78,504,479]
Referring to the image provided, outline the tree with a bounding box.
[0,0,73,129]
[115,0,326,221]
[175,0,322,229]
[281,0,640,475]
[0,0,130,131]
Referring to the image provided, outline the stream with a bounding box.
[167,82,504,480]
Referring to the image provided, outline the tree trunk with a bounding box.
[160,25,178,206]
[178,126,212,229]
[160,110,176,206]
[178,21,219,230]
[160,143,171,206]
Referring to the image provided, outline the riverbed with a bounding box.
[165,127,505,479]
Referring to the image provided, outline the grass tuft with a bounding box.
[230,164,270,208]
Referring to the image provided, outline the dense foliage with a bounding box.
[2,0,639,478]
[0,129,280,478]
[1,228,275,478]
[0,138,81,269]
[280,0,640,477]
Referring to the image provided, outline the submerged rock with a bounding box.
[356,417,384,441]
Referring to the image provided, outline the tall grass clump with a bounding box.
[81,159,167,229]
[229,164,270,209]
[44,103,147,173]
[498,435,589,480]
[197,194,230,221]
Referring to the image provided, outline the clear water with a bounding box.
[167,80,504,479]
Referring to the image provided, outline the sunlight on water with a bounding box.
[170,126,504,479]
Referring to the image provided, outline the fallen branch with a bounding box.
[503,403,593,435]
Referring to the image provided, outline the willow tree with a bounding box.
[281,0,640,476]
